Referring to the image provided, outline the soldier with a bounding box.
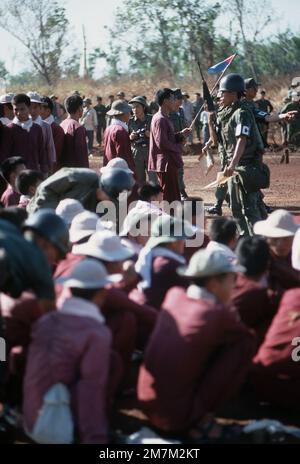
[169,88,189,200]
[94,96,107,146]
[255,89,274,148]
[280,91,300,150]
[128,96,156,185]
[192,92,204,141]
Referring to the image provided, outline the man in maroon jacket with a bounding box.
[138,248,255,436]
[60,94,89,168]
[148,88,191,202]
[103,100,136,173]
[40,96,65,169]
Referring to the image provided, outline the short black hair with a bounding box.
[209,217,238,245]
[70,287,101,301]
[1,156,25,183]
[138,182,162,202]
[96,96,102,101]
[16,169,43,195]
[156,88,174,106]
[41,96,54,113]
[0,207,28,230]
[236,236,270,278]
[12,93,31,107]
[65,94,83,114]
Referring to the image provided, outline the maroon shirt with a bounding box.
[1,123,48,173]
[51,121,65,165]
[148,110,183,173]
[138,286,255,431]
[1,184,20,207]
[103,123,135,173]
[60,118,89,168]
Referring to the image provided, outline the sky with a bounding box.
[0,0,299,76]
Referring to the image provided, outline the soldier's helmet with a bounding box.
[219,73,245,93]
[23,209,70,256]
[100,168,135,200]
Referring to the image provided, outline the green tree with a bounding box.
[0,0,69,85]
[0,61,8,80]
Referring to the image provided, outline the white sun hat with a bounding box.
[72,230,135,261]
[100,157,133,175]
[253,209,299,238]
[69,211,104,244]
[55,199,85,226]
[56,258,122,288]
[27,91,42,104]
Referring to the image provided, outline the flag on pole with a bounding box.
[208,54,236,74]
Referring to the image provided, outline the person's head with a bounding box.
[219,73,245,107]
[172,88,183,110]
[253,209,298,258]
[83,97,92,108]
[96,96,102,103]
[58,258,121,307]
[179,248,245,304]
[209,217,239,250]
[195,92,201,101]
[260,90,266,99]
[0,94,14,120]
[99,167,135,200]
[0,207,28,230]
[108,94,114,103]
[138,182,163,203]
[40,96,54,120]
[244,78,259,101]
[12,94,31,122]
[236,236,270,280]
[23,209,69,266]
[182,92,190,102]
[117,91,125,100]
[55,199,85,228]
[106,99,132,124]
[27,92,42,120]
[129,96,147,119]
[156,88,176,112]
[16,169,43,197]
[1,156,26,187]
[65,94,84,119]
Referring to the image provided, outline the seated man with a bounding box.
[231,236,278,348]
[138,248,255,437]
[206,216,239,262]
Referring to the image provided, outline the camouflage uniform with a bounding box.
[128,114,158,184]
[169,108,187,195]
[217,100,265,236]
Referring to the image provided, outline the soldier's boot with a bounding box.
[206,200,223,216]
[285,148,290,164]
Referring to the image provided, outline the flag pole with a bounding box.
[189,53,238,129]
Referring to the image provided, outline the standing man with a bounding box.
[193,92,204,142]
[0,93,14,126]
[181,92,193,145]
[94,96,107,146]
[280,92,300,150]
[103,99,135,173]
[128,96,156,185]
[148,88,191,202]
[40,96,65,168]
[105,95,115,127]
[81,98,98,156]
[169,88,188,200]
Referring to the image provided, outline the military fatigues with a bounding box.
[94,103,107,144]
[216,100,265,235]
[256,98,273,147]
[280,101,300,148]
[128,114,157,184]
[169,108,187,195]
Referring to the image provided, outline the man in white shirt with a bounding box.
[81,98,98,155]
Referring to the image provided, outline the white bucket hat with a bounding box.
[292,228,300,271]
[178,248,245,279]
[55,199,85,226]
[100,157,133,175]
[253,209,298,238]
[72,230,135,261]
[56,258,122,289]
[69,211,104,244]
[0,93,14,104]
[27,91,42,104]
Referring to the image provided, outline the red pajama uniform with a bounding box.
[103,123,136,173]
[268,252,300,296]
[230,273,278,348]
[252,288,300,409]
[148,110,183,202]
[60,118,89,168]
[1,184,20,207]
[50,121,65,166]
[138,286,255,432]
[1,123,48,174]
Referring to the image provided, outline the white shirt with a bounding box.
[81,107,98,131]
[206,241,237,263]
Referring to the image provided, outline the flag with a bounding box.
[208,54,236,74]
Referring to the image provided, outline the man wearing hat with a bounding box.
[27,91,56,173]
[0,93,14,126]
[128,96,156,185]
[94,96,107,146]
[253,209,300,293]
[81,98,98,156]
[105,95,115,127]
[138,248,254,437]
[23,259,118,444]
[116,91,126,101]
[103,99,136,173]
